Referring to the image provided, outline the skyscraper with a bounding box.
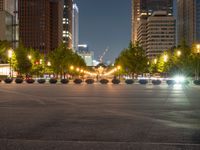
[0,0,15,43]
[177,0,196,46]
[132,0,173,43]
[63,0,73,49]
[72,3,79,51]
[137,11,175,59]
[18,0,63,54]
[196,0,200,42]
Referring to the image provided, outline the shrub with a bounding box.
[166,80,175,85]
[15,78,23,84]
[193,80,200,85]
[112,79,120,84]
[49,78,57,84]
[85,79,94,84]
[125,79,134,84]
[139,79,148,85]
[4,78,13,84]
[74,78,82,84]
[37,79,46,84]
[26,79,35,84]
[61,79,69,84]
[152,80,161,85]
[100,79,109,84]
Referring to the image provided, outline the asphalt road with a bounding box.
[0,83,200,150]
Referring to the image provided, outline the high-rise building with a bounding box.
[138,11,175,59]
[0,0,15,43]
[63,0,73,49]
[72,3,79,51]
[177,0,199,45]
[132,0,173,43]
[18,0,63,54]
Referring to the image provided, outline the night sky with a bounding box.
[74,0,132,63]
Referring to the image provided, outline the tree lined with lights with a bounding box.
[115,42,148,78]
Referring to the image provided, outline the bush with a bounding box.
[193,80,200,85]
[15,78,23,84]
[166,80,175,85]
[100,79,109,84]
[139,79,148,85]
[74,78,82,84]
[125,79,134,84]
[26,79,35,84]
[85,79,94,84]
[49,78,57,84]
[112,79,120,84]
[61,79,69,84]
[152,80,161,85]
[4,78,13,84]
[37,79,46,84]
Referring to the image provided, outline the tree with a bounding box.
[0,40,12,63]
[13,44,32,75]
[115,42,148,78]
[48,43,86,78]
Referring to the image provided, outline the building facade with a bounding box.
[72,3,79,51]
[18,0,63,54]
[0,0,15,44]
[138,11,175,59]
[177,0,199,45]
[132,0,173,43]
[63,0,73,49]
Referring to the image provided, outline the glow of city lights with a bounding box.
[117,65,121,70]
[154,58,157,64]
[28,55,32,60]
[164,55,168,62]
[76,68,80,72]
[47,61,51,66]
[8,49,13,58]
[177,50,181,57]
[197,44,200,53]
[70,65,74,70]
[39,59,42,64]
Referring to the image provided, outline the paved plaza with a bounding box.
[0,83,200,150]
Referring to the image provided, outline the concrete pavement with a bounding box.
[0,84,200,149]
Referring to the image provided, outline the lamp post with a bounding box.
[117,65,121,79]
[163,54,168,78]
[196,44,200,80]
[8,49,13,78]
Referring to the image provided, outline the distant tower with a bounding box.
[63,0,73,49]
[72,3,79,51]
[177,0,196,46]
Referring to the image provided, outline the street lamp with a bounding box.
[177,50,181,57]
[117,65,121,79]
[28,55,32,60]
[196,44,200,80]
[154,58,157,64]
[8,49,13,78]
[164,54,168,62]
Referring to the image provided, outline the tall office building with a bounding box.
[138,11,175,59]
[177,0,199,45]
[18,0,63,54]
[72,3,79,51]
[132,0,173,43]
[63,0,73,49]
[0,0,15,43]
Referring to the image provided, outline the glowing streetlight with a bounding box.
[28,55,32,60]
[164,54,168,62]
[117,65,121,70]
[154,58,157,64]
[177,50,181,57]
[195,44,200,80]
[47,61,51,66]
[76,68,80,72]
[70,65,74,70]
[8,49,13,78]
